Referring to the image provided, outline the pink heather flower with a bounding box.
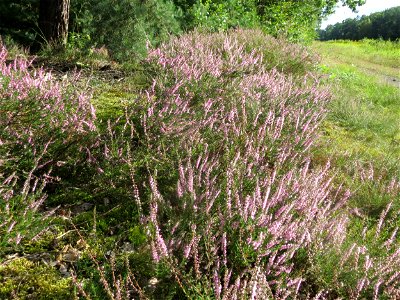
[151,241,160,262]
[155,228,169,258]
[214,266,222,299]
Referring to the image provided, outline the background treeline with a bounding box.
[0,0,364,62]
[319,6,400,41]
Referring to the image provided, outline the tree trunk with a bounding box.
[38,0,70,46]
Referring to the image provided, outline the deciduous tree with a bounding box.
[38,0,70,46]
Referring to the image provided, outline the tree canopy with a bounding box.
[0,0,366,58]
[319,6,400,41]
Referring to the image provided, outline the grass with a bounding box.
[312,39,400,214]
[313,39,400,78]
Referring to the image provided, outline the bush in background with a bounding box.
[70,0,182,63]
[0,0,39,47]
[319,6,400,41]
[188,0,260,31]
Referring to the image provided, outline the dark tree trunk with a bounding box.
[38,0,70,46]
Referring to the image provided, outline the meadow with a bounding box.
[313,39,400,213]
[1,32,400,299]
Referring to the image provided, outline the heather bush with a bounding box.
[67,30,333,298]
[149,159,351,298]
[2,28,399,299]
[307,200,400,298]
[149,29,317,77]
[0,44,96,250]
[138,30,325,165]
[135,29,336,298]
[95,31,324,297]
[123,29,400,298]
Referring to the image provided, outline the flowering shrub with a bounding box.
[2,30,399,299]
[0,44,96,248]
[149,29,317,77]
[137,29,331,297]
[142,29,326,159]
[149,159,351,298]
[123,30,400,298]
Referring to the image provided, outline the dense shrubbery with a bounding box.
[172,0,366,42]
[74,0,182,62]
[0,0,39,46]
[135,29,400,299]
[176,0,260,31]
[0,0,367,61]
[68,0,324,61]
[0,0,182,62]
[1,28,400,298]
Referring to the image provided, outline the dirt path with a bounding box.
[359,66,399,88]
[312,41,400,90]
[322,53,399,88]
[350,59,399,88]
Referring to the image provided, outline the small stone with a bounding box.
[76,238,87,250]
[59,264,71,277]
[49,260,59,267]
[148,277,159,286]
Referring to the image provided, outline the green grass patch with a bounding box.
[313,39,400,69]
[313,40,400,214]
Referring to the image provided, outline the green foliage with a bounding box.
[72,0,182,62]
[319,6,400,41]
[173,0,366,41]
[258,1,322,41]
[189,0,260,31]
[256,0,365,42]
[0,0,368,57]
[0,0,39,46]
